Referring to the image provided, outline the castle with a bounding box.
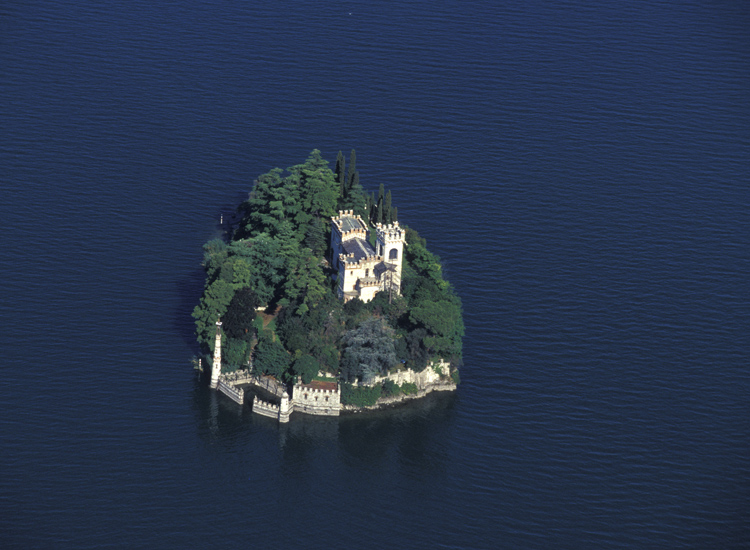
[330,210,405,303]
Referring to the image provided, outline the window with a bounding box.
[389,248,398,260]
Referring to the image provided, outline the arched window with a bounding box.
[389,248,398,260]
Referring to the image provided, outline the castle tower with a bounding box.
[210,319,222,389]
[376,221,405,292]
[279,391,291,423]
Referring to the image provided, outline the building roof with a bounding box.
[339,215,365,233]
[299,380,338,391]
[342,238,376,263]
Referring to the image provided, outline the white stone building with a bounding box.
[330,210,405,303]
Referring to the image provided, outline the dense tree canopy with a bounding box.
[193,150,463,387]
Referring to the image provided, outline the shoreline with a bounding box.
[340,380,458,414]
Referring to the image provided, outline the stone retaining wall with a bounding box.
[252,395,280,420]
[342,378,456,412]
[217,379,244,404]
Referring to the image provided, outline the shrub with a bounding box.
[382,379,400,397]
[451,369,460,385]
[340,383,382,407]
[400,382,418,395]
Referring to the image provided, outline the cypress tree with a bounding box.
[349,171,364,212]
[366,191,374,222]
[335,151,346,198]
[392,206,398,222]
[384,190,392,224]
[376,183,385,224]
[347,149,357,197]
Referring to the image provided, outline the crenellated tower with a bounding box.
[376,221,405,294]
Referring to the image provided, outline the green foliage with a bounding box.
[223,287,259,341]
[382,379,400,397]
[340,317,397,383]
[451,369,461,385]
[293,354,320,384]
[400,382,418,395]
[228,235,285,305]
[293,149,339,220]
[347,149,356,192]
[304,218,327,257]
[223,338,249,368]
[194,151,463,391]
[192,278,235,348]
[376,183,384,225]
[335,150,346,197]
[380,379,417,397]
[253,335,291,380]
[401,227,465,362]
[340,383,382,407]
[319,344,340,373]
[282,247,327,314]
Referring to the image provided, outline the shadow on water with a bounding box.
[175,266,209,350]
[336,392,458,470]
[174,194,248,352]
[191,379,458,470]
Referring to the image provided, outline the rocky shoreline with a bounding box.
[341,379,457,413]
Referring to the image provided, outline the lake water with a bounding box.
[2,1,749,548]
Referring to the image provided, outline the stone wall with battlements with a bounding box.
[252,395,280,420]
[331,212,406,303]
[292,382,341,417]
[217,379,244,404]
[344,362,457,412]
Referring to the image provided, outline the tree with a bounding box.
[192,278,235,349]
[293,354,320,384]
[195,152,464,387]
[348,171,366,216]
[347,149,357,197]
[202,239,228,282]
[253,335,291,380]
[383,190,392,224]
[223,287,259,341]
[335,150,346,197]
[223,338,249,369]
[304,218,327,257]
[366,192,374,220]
[376,183,385,225]
[281,247,327,314]
[228,235,285,306]
[240,168,297,237]
[340,317,397,383]
[294,149,338,220]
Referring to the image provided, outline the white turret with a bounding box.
[376,221,405,293]
[210,319,222,389]
[279,391,291,423]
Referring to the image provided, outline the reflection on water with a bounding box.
[194,380,457,470]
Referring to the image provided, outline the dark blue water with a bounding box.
[2,1,749,548]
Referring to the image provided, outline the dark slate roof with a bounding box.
[339,215,365,233]
[342,238,376,263]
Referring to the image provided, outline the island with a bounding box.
[193,150,464,421]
